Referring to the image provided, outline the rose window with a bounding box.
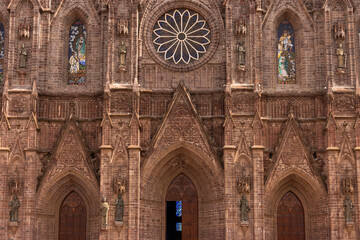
[152,9,211,65]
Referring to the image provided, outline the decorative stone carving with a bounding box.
[19,44,28,68]
[100,197,109,229]
[341,177,354,195]
[343,195,354,223]
[9,195,20,222]
[237,176,251,193]
[113,177,126,195]
[236,42,246,71]
[281,130,305,166]
[9,177,22,195]
[118,41,127,71]
[333,21,345,40]
[18,22,31,40]
[334,95,355,113]
[235,17,246,36]
[336,43,346,70]
[117,18,129,36]
[239,194,250,222]
[10,95,28,114]
[115,193,124,222]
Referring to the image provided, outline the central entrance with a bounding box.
[166,174,198,240]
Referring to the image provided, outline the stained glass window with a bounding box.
[176,222,182,232]
[68,20,86,85]
[153,9,211,65]
[176,201,182,217]
[277,20,295,84]
[0,23,4,82]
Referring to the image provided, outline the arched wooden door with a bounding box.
[166,174,198,240]
[277,191,305,240]
[59,191,87,240]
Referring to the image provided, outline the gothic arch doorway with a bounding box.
[59,191,87,240]
[166,174,198,240]
[277,191,305,240]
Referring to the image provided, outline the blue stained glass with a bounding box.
[68,20,86,85]
[0,23,4,82]
[277,20,296,84]
[176,201,182,217]
[176,222,182,232]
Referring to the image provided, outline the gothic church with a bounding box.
[1,0,360,239]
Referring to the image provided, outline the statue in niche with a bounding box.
[117,19,129,35]
[118,41,127,71]
[236,43,246,67]
[342,177,354,195]
[237,176,251,193]
[239,194,250,222]
[115,193,124,221]
[100,197,110,228]
[19,44,28,68]
[9,195,20,222]
[343,195,354,223]
[337,43,346,69]
[113,177,126,195]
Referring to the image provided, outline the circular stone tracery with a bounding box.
[152,9,211,65]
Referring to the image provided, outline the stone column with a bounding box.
[224,145,237,239]
[127,145,141,240]
[0,148,10,239]
[251,145,265,240]
[23,149,37,240]
[354,148,360,239]
[326,147,340,240]
[99,145,113,240]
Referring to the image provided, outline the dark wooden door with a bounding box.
[277,191,305,240]
[59,191,87,240]
[166,174,198,240]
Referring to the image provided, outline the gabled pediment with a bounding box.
[42,118,98,184]
[150,82,217,161]
[266,116,323,188]
[337,131,355,165]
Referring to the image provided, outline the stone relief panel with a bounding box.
[232,92,254,114]
[9,95,30,115]
[111,91,133,113]
[333,94,355,115]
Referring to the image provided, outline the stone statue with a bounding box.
[343,195,354,223]
[337,43,346,68]
[115,193,124,221]
[9,195,20,222]
[100,197,110,228]
[236,43,245,66]
[239,194,250,222]
[19,44,28,68]
[119,41,127,70]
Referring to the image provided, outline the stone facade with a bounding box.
[0,0,360,239]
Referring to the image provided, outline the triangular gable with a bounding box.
[111,134,128,163]
[26,112,39,130]
[323,0,353,11]
[150,82,217,160]
[223,110,236,128]
[100,112,113,128]
[337,131,355,165]
[234,131,251,162]
[251,110,263,128]
[325,112,338,130]
[0,112,11,130]
[10,137,25,161]
[263,0,314,28]
[266,116,323,187]
[41,119,98,185]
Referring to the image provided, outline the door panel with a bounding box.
[59,191,87,240]
[277,191,305,240]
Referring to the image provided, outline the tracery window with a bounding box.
[277,20,295,84]
[68,20,86,85]
[153,9,211,65]
[0,23,4,82]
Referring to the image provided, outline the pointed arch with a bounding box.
[262,0,315,90]
[141,144,224,239]
[68,19,86,85]
[265,171,329,239]
[36,172,99,240]
[44,2,101,92]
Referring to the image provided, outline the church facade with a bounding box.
[1,0,360,239]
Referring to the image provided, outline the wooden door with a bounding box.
[277,191,305,240]
[59,191,87,240]
[166,174,198,240]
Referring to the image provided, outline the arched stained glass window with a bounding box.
[278,20,295,84]
[0,23,5,82]
[68,20,86,85]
